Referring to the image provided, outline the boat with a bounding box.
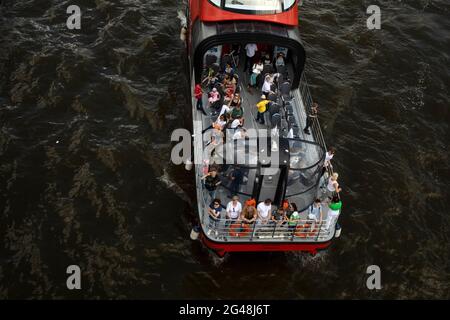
[182,0,342,257]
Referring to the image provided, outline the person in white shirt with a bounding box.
[322,147,336,176]
[249,60,264,89]
[262,74,277,97]
[244,43,258,73]
[218,104,230,117]
[232,128,247,140]
[327,172,342,197]
[257,199,272,223]
[230,117,243,129]
[226,196,242,223]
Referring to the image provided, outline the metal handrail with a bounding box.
[299,72,341,201]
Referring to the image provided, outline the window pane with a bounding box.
[225,0,282,12]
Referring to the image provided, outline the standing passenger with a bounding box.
[256,95,270,125]
[194,84,206,115]
[257,199,273,224]
[304,103,318,135]
[322,147,336,176]
[244,43,258,74]
[226,196,242,225]
[202,168,221,199]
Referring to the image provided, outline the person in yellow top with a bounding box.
[256,95,270,124]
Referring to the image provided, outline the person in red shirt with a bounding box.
[194,84,206,115]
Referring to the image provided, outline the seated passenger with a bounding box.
[275,52,286,69]
[230,116,244,130]
[207,198,223,236]
[230,104,244,119]
[226,195,242,223]
[229,93,241,109]
[232,128,247,140]
[262,53,272,65]
[256,95,270,125]
[271,207,288,225]
[202,114,226,133]
[257,199,272,224]
[215,114,227,131]
[208,88,220,105]
[218,104,231,117]
[224,63,234,76]
[241,205,257,224]
[262,74,275,97]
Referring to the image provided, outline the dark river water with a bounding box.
[0,0,449,299]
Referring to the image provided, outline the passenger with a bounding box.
[194,84,206,115]
[229,93,241,109]
[207,198,223,236]
[224,63,234,76]
[214,114,227,131]
[232,128,247,140]
[286,202,298,218]
[262,74,275,97]
[202,168,222,199]
[262,53,271,65]
[257,199,273,224]
[226,195,242,224]
[325,195,342,230]
[327,172,342,195]
[208,88,220,106]
[245,198,257,208]
[241,205,257,224]
[322,147,336,176]
[244,43,258,74]
[249,60,263,90]
[224,74,236,91]
[202,113,227,134]
[210,125,224,146]
[288,207,300,232]
[256,95,270,125]
[228,166,244,197]
[230,116,244,130]
[230,103,244,119]
[304,102,318,135]
[271,207,288,225]
[308,199,324,222]
[218,104,231,117]
[275,52,286,69]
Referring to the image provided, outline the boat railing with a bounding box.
[299,71,341,201]
[203,216,335,242]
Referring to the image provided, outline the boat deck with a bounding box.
[192,63,337,243]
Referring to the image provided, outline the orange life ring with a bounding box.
[294,223,318,238]
[294,224,308,238]
[229,223,252,237]
[308,226,319,237]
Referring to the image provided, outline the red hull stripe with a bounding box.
[201,233,332,256]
